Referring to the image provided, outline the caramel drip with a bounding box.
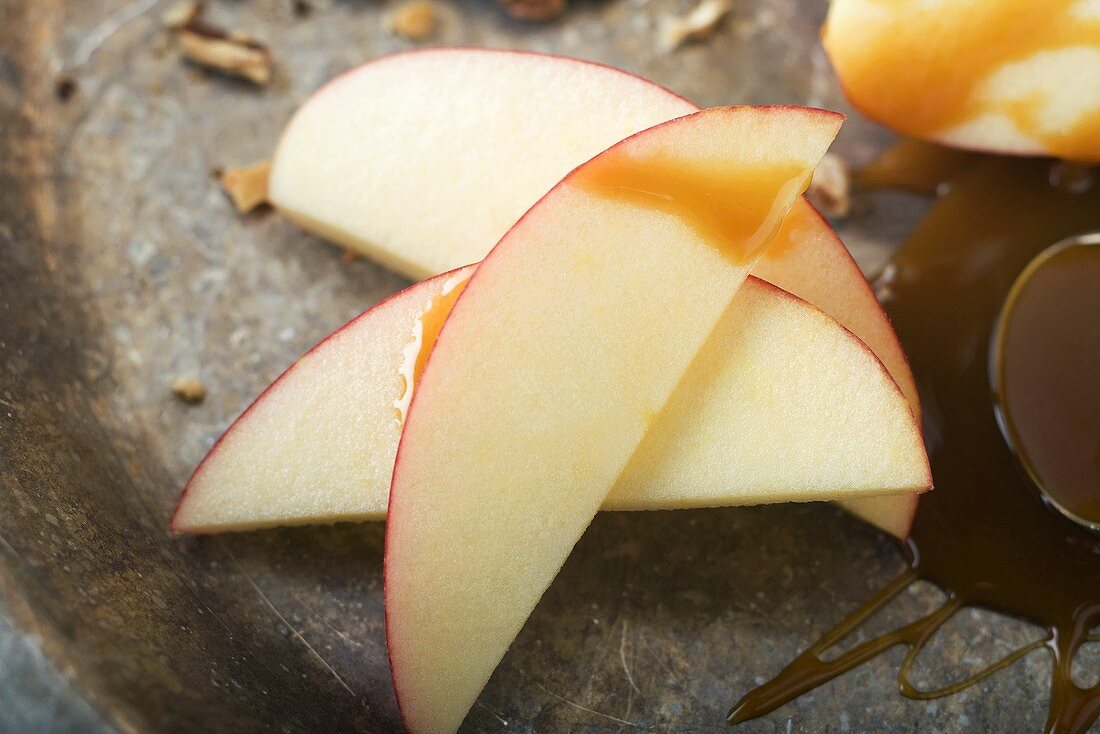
[571,149,811,264]
[394,272,469,423]
[826,0,1100,161]
[732,148,1100,732]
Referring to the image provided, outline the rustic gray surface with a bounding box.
[0,0,1055,732]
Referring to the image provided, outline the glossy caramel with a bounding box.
[394,272,469,423]
[994,240,1100,527]
[571,147,810,264]
[733,149,1100,733]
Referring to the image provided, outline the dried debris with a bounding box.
[293,0,313,18]
[179,24,274,85]
[219,161,272,213]
[659,0,731,52]
[388,0,441,40]
[164,2,273,86]
[807,153,851,218]
[341,248,362,263]
[171,377,207,404]
[496,0,565,22]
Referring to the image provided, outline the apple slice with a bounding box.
[384,105,842,734]
[268,48,920,535]
[170,266,476,533]
[269,48,696,279]
[823,0,1100,162]
[604,276,929,509]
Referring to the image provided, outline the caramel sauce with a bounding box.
[394,272,469,422]
[994,239,1100,528]
[731,149,1100,732]
[825,0,1100,161]
[571,148,812,264]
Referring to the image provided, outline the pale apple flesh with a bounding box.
[170,265,474,534]
[268,48,921,536]
[384,106,844,734]
[605,277,928,508]
[823,0,1100,162]
[269,48,696,279]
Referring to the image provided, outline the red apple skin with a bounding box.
[169,266,474,535]
[384,105,847,733]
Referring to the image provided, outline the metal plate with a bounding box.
[0,0,1050,731]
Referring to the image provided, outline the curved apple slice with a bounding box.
[384,105,842,734]
[823,0,1100,162]
[605,277,929,509]
[269,48,696,279]
[170,266,476,534]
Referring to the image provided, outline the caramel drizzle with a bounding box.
[730,561,1100,733]
[731,146,1100,732]
[572,148,811,265]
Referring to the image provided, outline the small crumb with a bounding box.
[388,1,440,40]
[179,23,273,86]
[292,0,313,18]
[54,77,77,102]
[659,0,731,52]
[163,0,205,30]
[341,248,361,263]
[219,161,272,213]
[807,153,851,218]
[495,0,565,21]
[171,377,207,404]
[147,79,165,95]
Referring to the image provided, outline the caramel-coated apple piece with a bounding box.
[384,105,841,734]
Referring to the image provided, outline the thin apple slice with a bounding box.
[754,201,921,534]
[269,48,696,279]
[605,277,929,509]
[384,106,842,734]
[170,266,474,533]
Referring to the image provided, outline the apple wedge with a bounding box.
[269,48,696,279]
[384,105,843,734]
[268,48,920,535]
[605,276,928,509]
[170,266,476,534]
[823,0,1100,162]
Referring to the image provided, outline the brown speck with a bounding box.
[293,0,313,18]
[388,1,440,40]
[219,161,272,213]
[147,79,165,95]
[171,377,207,404]
[659,0,731,51]
[807,153,852,218]
[495,0,564,21]
[55,77,77,102]
[341,248,362,263]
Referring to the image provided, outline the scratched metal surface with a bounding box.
[0,0,1052,732]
